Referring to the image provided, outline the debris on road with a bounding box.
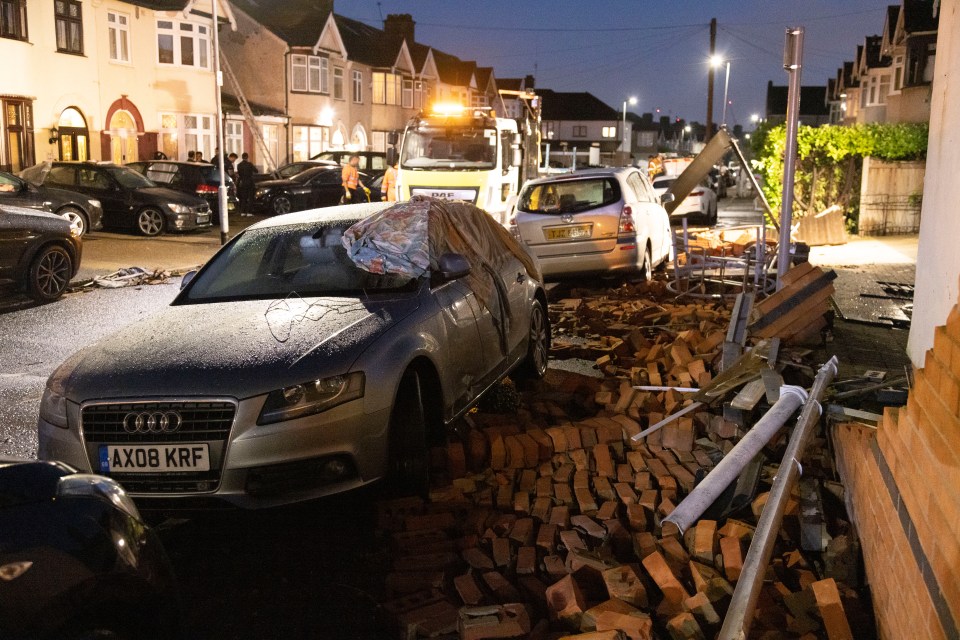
[70,266,201,291]
[374,271,872,639]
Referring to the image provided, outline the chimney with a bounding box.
[384,13,415,49]
[523,74,535,89]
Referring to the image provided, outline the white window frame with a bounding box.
[156,18,210,69]
[893,55,904,92]
[107,10,130,63]
[352,69,362,103]
[402,78,413,108]
[601,126,617,138]
[414,80,422,109]
[225,119,243,155]
[308,57,321,92]
[158,112,215,160]
[371,131,386,153]
[291,54,308,92]
[333,67,344,100]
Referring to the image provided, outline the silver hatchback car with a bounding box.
[38,200,548,508]
[512,168,673,278]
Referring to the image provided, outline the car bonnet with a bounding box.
[55,294,420,402]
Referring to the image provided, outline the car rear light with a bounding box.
[618,206,635,235]
[690,190,704,196]
[196,184,217,195]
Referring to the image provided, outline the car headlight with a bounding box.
[57,474,142,521]
[39,386,68,428]
[168,203,191,214]
[88,199,101,208]
[258,372,365,425]
[255,189,269,198]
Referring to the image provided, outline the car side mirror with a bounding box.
[387,131,399,146]
[437,253,470,280]
[660,193,675,206]
[386,147,398,166]
[180,270,197,289]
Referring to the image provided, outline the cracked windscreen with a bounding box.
[518,178,621,215]
[400,126,497,170]
[183,222,417,302]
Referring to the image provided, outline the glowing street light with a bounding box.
[711,56,731,127]
[622,96,637,155]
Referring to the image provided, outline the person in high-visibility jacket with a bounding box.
[381,161,398,202]
[341,155,369,203]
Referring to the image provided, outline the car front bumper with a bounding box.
[38,395,390,510]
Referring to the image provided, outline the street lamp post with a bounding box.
[711,56,731,128]
[622,96,637,158]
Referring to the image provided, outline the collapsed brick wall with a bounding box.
[834,304,960,639]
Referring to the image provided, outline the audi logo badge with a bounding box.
[123,411,183,434]
[561,214,575,223]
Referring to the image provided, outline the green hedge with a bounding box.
[750,122,929,226]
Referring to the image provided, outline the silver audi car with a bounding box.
[38,200,548,508]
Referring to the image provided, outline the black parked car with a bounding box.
[310,150,387,178]
[126,160,238,222]
[5,168,103,236]
[253,160,339,184]
[42,162,211,237]
[0,204,81,302]
[0,457,180,639]
[253,166,376,215]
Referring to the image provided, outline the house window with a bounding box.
[414,80,423,109]
[333,67,344,100]
[55,0,83,54]
[225,119,243,155]
[107,11,129,62]
[868,76,878,105]
[542,121,555,139]
[572,125,587,137]
[292,125,328,161]
[893,55,904,91]
[1,98,34,173]
[373,72,403,106]
[261,124,280,171]
[157,19,209,69]
[372,72,385,104]
[352,70,362,103]
[158,112,214,160]
[0,0,27,40]
[924,43,936,83]
[291,55,307,92]
[371,131,386,153]
[601,126,617,138]
[385,74,398,105]
[878,74,891,104]
[402,79,413,108]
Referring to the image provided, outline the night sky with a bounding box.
[335,0,891,128]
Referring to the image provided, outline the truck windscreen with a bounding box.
[400,127,498,170]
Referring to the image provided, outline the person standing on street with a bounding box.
[382,161,398,202]
[341,154,368,203]
[226,153,238,181]
[236,152,258,217]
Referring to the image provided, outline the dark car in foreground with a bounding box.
[0,204,81,302]
[42,162,211,236]
[0,458,179,640]
[126,160,238,222]
[4,168,103,236]
[253,166,376,215]
[39,199,548,509]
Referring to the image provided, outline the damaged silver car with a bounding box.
[38,198,548,508]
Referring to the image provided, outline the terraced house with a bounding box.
[0,0,236,171]
[221,0,497,170]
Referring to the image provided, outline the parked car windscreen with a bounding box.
[400,127,497,170]
[104,166,156,189]
[184,222,418,302]
[518,178,621,215]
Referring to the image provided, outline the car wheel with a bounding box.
[27,245,72,302]
[640,245,653,282]
[387,369,429,497]
[271,195,292,215]
[515,299,549,379]
[137,208,165,236]
[711,203,718,225]
[59,206,87,236]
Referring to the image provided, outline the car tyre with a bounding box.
[28,245,72,302]
[59,206,87,236]
[639,245,653,282]
[515,299,549,379]
[710,203,718,225]
[271,195,292,215]
[386,369,430,497]
[137,208,165,237]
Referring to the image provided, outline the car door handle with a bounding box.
[516,272,524,283]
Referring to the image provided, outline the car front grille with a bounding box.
[82,400,234,494]
[82,401,234,443]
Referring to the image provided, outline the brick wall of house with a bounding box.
[834,299,960,639]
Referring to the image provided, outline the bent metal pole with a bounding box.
[661,383,808,537]
[719,356,839,640]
